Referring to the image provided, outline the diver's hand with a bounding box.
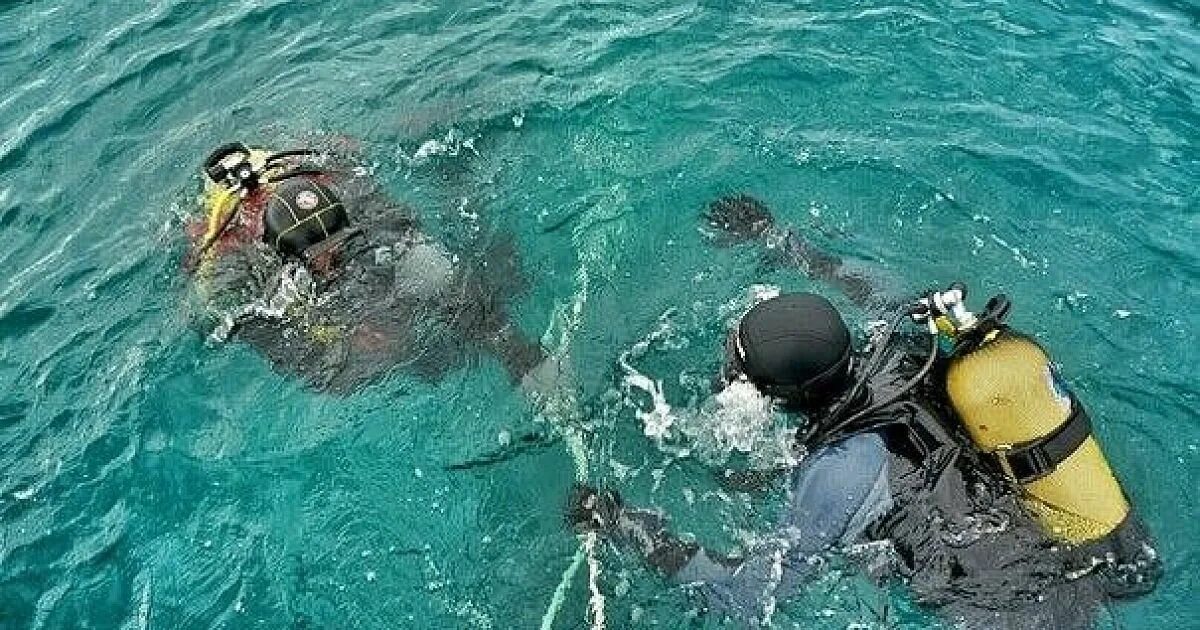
[567,487,702,576]
[701,194,776,245]
[565,484,623,535]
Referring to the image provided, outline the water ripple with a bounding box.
[0,0,1196,627]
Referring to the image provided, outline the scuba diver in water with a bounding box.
[567,195,1161,628]
[184,140,558,394]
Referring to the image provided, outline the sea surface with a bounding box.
[0,0,1196,628]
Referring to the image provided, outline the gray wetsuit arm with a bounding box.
[674,432,893,625]
[767,228,877,307]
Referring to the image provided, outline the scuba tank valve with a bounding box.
[203,142,267,195]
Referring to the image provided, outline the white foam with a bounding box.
[618,300,799,467]
[706,380,778,453]
[626,370,674,440]
[208,263,316,343]
[407,128,479,165]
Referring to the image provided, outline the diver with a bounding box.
[567,195,1161,628]
[184,140,560,395]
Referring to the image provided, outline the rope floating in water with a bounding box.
[537,262,607,630]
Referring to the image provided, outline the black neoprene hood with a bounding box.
[263,178,349,258]
[734,293,853,404]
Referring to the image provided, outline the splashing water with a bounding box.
[208,263,317,342]
[688,380,801,469]
[405,128,480,166]
[619,309,800,469]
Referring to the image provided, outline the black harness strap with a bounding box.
[301,227,363,263]
[991,395,1092,483]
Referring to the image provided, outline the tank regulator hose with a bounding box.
[264,148,318,165]
[801,304,915,445]
[806,297,938,446]
[818,331,939,442]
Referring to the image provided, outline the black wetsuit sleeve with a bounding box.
[487,325,547,383]
[766,229,876,307]
[701,194,881,307]
[566,486,700,576]
[447,231,548,383]
[608,508,702,576]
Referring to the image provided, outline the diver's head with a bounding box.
[723,293,854,410]
[263,177,350,259]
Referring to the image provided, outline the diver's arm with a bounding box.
[567,486,701,576]
[701,194,876,307]
[487,324,548,383]
[569,433,893,624]
[568,432,892,582]
[770,229,875,307]
[443,228,552,386]
[686,433,893,624]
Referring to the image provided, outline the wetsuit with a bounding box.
[574,195,1161,627]
[663,344,1161,628]
[187,152,544,393]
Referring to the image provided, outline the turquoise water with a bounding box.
[1,0,1197,627]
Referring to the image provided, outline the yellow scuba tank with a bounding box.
[195,145,274,282]
[199,148,271,247]
[937,292,1129,544]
